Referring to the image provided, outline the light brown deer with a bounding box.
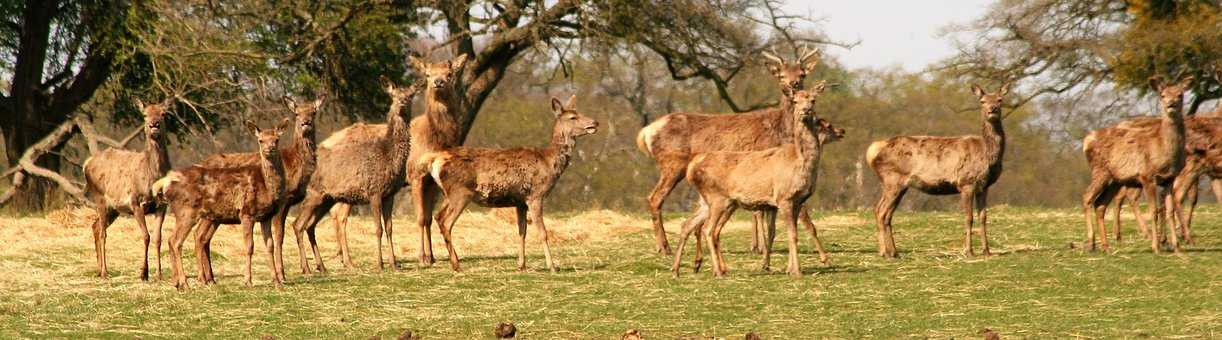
[407,54,469,266]
[670,85,827,278]
[82,98,174,280]
[154,119,289,289]
[867,83,1010,258]
[289,79,417,273]
[426,95,598,272]
[195,94,323,282]
[637,48,819,255]
[748,118,844,264]
[1082,76,1192,253]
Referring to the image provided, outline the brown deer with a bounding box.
[1082,76,1192,253]
[426,95,598,272]
[748,118,843,264]
[867,83,1010,258]
[155,119,289,289]
[407,54,469,266]
[638,48,819,255]
[82,98,174,280]
[669,85,828,278]
[289,79,417,273]
[194,94,324,282]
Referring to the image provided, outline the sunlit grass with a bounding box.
[1,205,1219,338]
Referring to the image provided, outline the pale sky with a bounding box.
[785,1,994,71]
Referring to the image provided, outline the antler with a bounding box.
[798,45,820,64]
[761,50,784,66]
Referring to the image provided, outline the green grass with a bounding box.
[1,206,1219,338]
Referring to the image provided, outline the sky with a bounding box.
[785,1,994,71]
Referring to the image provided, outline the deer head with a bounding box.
[763,46,820,93]
[1149,75,1194,115]
[790,80,827,124]
[135,97,174,140]
[380,77,420,119]
[410,54,469,90]
[245,119,289,160]
[550,94,599,138]
[815,118,846,145]
[971,83,1010,122]
[283,94,325,135]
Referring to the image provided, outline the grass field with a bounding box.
[0,205,1219,338]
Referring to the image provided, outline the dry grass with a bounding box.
[0,206,1219,338]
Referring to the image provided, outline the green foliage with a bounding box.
[1113,0,1222,98]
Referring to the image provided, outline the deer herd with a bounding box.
[79,49,1220,289]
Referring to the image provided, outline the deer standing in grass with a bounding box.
[749,117,843,263]
[638,48,820,255]
[1082,76,1192,253]
[670,85,827,278]
[866,83,1010,258]
[155,120,289,289]
[406,54,468,266]
[195,95,323,282]
[427,95,598,272]
[290,79,417,272]
[83,98,173,280]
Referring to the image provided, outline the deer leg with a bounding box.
[707,205,734,278]
[305,202,329,274]
[130,201,151,281]
[193,220,213,284]
[169,213,198,290]
[670,200,708,277]
[875,184,905,258]
[1081,174,1111,252]
[1162,187,1182,253]
[291,194,324,274]
[515,205,529,271]
[202,220,222,284]
[381,195,400,270]
[412,175,438,265]
[1094,185,1120,252]
[437,194,469,272]
[528,200,556,273]
[239,216,256,286]
[1138,178,1162,254]
[260,216,280,286]
[1113,187,1127,244]
[780,203,801,277]
[646,162,685,255]
[798,207,829,265]
[91,206,115,278]
[1181,180,1199,246]
[959,187,976,257]
[749,211,764,254]
[976,189,991,256]
[270,206,287,284]
[331,204,353,266]
[761,209,777,272]
[152,208,166,281]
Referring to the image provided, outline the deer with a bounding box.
[194,94,324,283]
[82,98,174,281]
[669,85,827,278]
[426,94,598,272]
[866,83,1010,258]
[637,47,819,255]
[405,54,469,266]
[1082,75,1193,254]
[154,119,289,289]
[748,117,844,264]
[289,78,417,273]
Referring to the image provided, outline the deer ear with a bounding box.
[551,97,564,116]
[971,84,986,98]
[312,93,326,110]
[244,120,260,135]
[1178,75,1195,89]
[450,53,469,72]
[282,95,297,110]
[999,82,1011,96]
[408,55,426,72]
[380,75,396,93]
[133,97,147,113]
[277,117,291,134]
[564,94,578,110]
[813,80,828,94]
[1149,76,1164,92]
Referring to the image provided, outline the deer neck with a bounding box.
[792,115,821,176]
[144,134,171,179]
[425,85,463,147]
[1161,105,1186,155]
[982,117,1005,166]
[385,104,412,167]
[545,128,578,181]
[259,152,286,199]
[291,127,317,181]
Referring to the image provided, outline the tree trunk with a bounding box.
[2,121,66,211]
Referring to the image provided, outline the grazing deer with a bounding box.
[407,54,469,266]
[290,79,417,272]
[749,118,844,264]
[82,98,174,280]
[1082,76,1192,253]
[867,83,1010,258]
[637,48,819,255]
[155,119,289,289]
[195,94,324,282]
[670,84,827,278]
[427,95,598,272]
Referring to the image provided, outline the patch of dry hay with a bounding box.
[45,205,97,229]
